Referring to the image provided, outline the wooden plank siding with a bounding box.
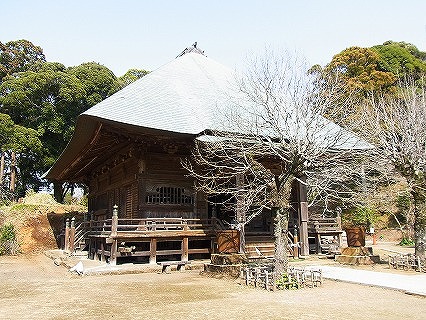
[86,142,204,221]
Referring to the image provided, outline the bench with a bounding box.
[157,260,191,273]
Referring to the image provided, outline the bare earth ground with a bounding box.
[1,252,425,320]
[2,197,422,319]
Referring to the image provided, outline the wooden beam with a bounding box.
[297,177,309,256]
[100,241,105,262]
[182,237,189,262]
[69,217,76,253]
[110,239,118,265]
[118,250,150,257]
[149,238,157,264]
[108,230,214,239]
[64,218,70,251]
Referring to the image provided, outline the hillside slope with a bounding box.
[0,192,86,253]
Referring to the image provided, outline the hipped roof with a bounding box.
[44,51,233,181]
[45,48,370,182]
[83,51,233,134]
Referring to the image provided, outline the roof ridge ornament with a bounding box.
[176,42,207,58]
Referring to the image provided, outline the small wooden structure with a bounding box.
[307,216,343,254]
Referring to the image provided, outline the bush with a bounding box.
[0,223,19,255]
[0,186,14,206]
[342,206,379,228]
[276,273,299,290]
[399,237,415,246]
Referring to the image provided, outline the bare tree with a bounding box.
[356,78,426,259]
[183,50,369,277]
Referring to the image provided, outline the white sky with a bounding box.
[2,0,426,76]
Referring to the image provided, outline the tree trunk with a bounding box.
[412,187,426,259]
[238,222,246,254]
[0,152,4,185]
[9,151,16,194]
[407,199,416,241]
[236,173,246,253]
[273,207,289,278]
[53,181,65,203]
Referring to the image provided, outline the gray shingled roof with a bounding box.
[83,51,233,134]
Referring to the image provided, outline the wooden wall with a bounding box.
[88,146,139,218]
[87,143,207,220]
[138,152,203,219]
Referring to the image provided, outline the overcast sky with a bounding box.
[3,0,426,76]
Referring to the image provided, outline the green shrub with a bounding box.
[0,223,19,255]
[276,273,299,290]
[79,194,88,207]
[342,206,379,227]
[399,237,415,246]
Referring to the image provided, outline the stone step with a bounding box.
[335,254,380,265]
[72,250,89,257]
[335,246,380,265]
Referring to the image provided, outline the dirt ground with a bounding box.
[0,253,425,320]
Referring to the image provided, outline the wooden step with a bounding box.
[245,243,275,258]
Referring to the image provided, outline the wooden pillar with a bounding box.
[149,238,157,264]
[182,222,189,262]
[100,241,105,262]
[293,229,299,259]
[93,240,99,261]
[109,204,118,265]
[314,221,321,253]
[88,215,94,259]
[182,238,189,262]
[110,242,118,265]
[297,177,309,256]
[210,237,216,254]
[111,204,118,236]
[64,218,70,251]
[69,217,76,253]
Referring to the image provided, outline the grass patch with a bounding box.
[0,223,19,255]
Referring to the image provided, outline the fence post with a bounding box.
[64,218,70,251]
[109,204,118,265]
[69,217,76,253]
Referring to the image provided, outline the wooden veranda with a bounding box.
[64,206,226,265]
[63,208,343,266]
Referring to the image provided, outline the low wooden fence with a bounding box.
[85,217,223,236]
[244,265,322,290]
[388,253,425,272]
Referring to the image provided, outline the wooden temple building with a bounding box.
[45,44,345,265]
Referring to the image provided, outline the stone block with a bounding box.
[211,253,248,265]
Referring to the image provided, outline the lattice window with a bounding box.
[146,186,194,205]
